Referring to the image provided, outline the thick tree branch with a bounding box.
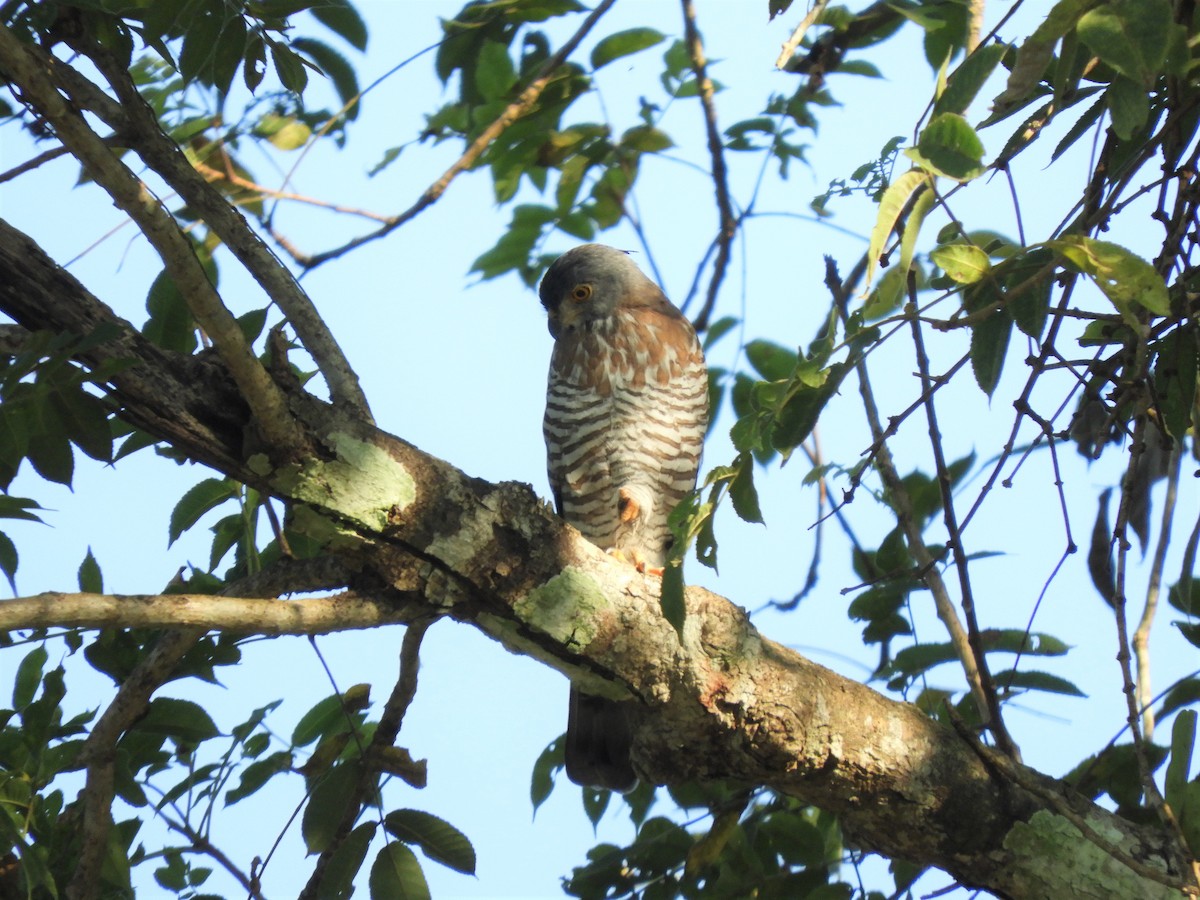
[0,25,303,452]
[0,220,1192,899]
[62,36,373,422]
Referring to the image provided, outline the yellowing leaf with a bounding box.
[1046,237,1168,320]
[931,243,991,284]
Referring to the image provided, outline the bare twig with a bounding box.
[190,157,392,222]
[966,0,986,54]
[680,0,736,332]
[774,0,831,70]
[907,287,1018,758]
[298,0,618,269]
[1135,443,1182,740]
[1112,415,1171,823]
[0,590,421,634]
[827,259,992,728]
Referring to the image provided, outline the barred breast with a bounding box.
[544,307,708,568]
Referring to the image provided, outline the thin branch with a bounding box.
[65,40,374,423]
[298,619,433,900]
[0,26,304,452]
[68,628,205,900]
[0,590,421,634]
[0,142,74,184]
[907,286,1018,758]
[190,157,392,222]
[829,259,993,728]
[774,0,831,69]
[680,0,737,332]
[1135,442,1182,740]
[1112,415,1172,826]
[966,0,986,54]
[298,0,618,269]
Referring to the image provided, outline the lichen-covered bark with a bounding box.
[0,218,1191,899]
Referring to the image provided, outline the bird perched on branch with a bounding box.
[540,243,708,792]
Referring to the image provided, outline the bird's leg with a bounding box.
[617,488,640,523]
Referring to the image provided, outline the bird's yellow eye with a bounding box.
[571,284,592,303]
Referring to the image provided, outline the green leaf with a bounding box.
[1107,75,1149,141]
[169,478,238,546]
[384,809,476,875]
[134,698,220,743]
[1076,0,1173,87]
[908,112,986,181]
[271,40,310,94]
[660,561,686,637]
[1047,237,1169,320]
[1154,326,1198,439]
[995,669,1085,697]
[303,762,363,854]
[728,454,763,524]
[772,362,847,452]
[1182,781,1200,855]
[144,268,197,353]
[474,40,516,101]
[27,429,73,486]
[530,736,563,813]
[293,37,361,119]
[178,11,223,85]
[744,340,797,381]
[0,530,17,592]
[591,28,665,70]
[13,645,47,709]
[1166,710,1196,818]
[321,823,377,900]
[226,751,293,805]
[867,169,928,289]
[931,243,991,284]
[78,547,103,593]
[369,842,429,900]
[962,275,1012,397]
[935,42,1007,116]
[1004,247,1054,340]
[311,0,368,51]
[49,384,111,463]
[292,686,370,747]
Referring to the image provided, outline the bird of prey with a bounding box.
[540,243,708,791]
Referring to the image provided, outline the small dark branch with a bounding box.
[0,142,74,184]
[68,628,204,900]
[157,811,263,900]
[680,0,736,332]
[299,619,434,900]
[1112,416,1173,826]
[830,261,991,727]
[299,0,618,270]
[907,281,1018,759]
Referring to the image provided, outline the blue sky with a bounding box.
[1,1,1196,897]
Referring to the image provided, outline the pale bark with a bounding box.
[0,218,1192,899]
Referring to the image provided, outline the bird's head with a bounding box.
[539,244,655,339]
